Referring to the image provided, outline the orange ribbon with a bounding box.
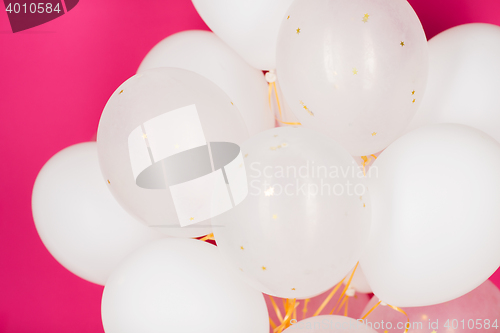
[359,300,410,333]
[328,262,359,315]
[360,154,377,176]
[198,233,214,242]
[268,81,302,126]
[274,298,297,333]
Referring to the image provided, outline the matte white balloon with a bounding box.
[97,68,249,238]
[32,142,164,285]
[138,30,274,136]
[213,127,371,299]
[361,124,500,307]
[191,0,294,70]
[283,315,378,333]
[101,238,269,333]
[276,0,428,156]
[407,23,500,141]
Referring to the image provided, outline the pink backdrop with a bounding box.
[1,0,500,331]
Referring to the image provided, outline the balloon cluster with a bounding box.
[31,0,500,332]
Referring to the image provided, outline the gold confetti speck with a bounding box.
[240,246,244,250]
[363,203,366,208]
[400,41,405,47]
[274,135,278,138]
[300,101,314,116]
[107,180,110,184]
[142,134,147,139]
[412,90,415,95]
[230,101,234,105]
[412,99,416,103]
[287,15,290,20]
[272,214,278,219]
[190,217,194,221]
[359,196,362,200]
[296,28,301,34]
[372,132,377,136]
[119,90,123,94]
[352,68,358,75]
[239,268,244,272]
[244,154,248,158]
[362,13,369,23]
[291,288,296,291]
[270,146,277,151]
[262,266,267,271]
[282,143,288,148]
[265,187,275,196]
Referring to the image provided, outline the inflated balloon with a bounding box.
[101,238,269,333]
[283,315,379,333]
[276,0,428,156]
[138,30,274,136]
[213,126,371,299]
[344,265,372,294]
[360,124,500,307]
[32,142,164,285]
[362,280,500,333]
[191,0,294,70]
[97,67,249,238]
[407,23,500,142]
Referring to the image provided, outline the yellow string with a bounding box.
[360,154,378,176]
[312,277,345,317]
[302,298,310,319]
[269,296,284,323]
[268,81,302,126]
[344,295,349,316]
[359,300,410,333]
[198,233,214,242]
[274,299,297,333]
[328,262,359,315]
[332,294,348,315]
[269,317,277,330]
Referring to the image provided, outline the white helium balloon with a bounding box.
[212,126,371,299]
[191,0,294,70]
[97,67,249,238]
[137,30,274,136]
[361,124,500,307]
[344,265,372,294]
[32,142,164,285]
[283,315,378,333]
[101,238,269,333]
[407,23,500,141]
[276,0,428,156]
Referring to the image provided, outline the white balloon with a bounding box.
[344,265,372,294]
[138,30,274,136]
[191,0,294,70]
[283,315,378,333]
[276,0,428,156]
[361,124,500,307]
[101,238,269,333]
[407,23,500,141]
[97,68,249,238]
[32,142,164,285]
[213,126,371,299]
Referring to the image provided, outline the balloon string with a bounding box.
[198,233,214,242]
[268,81,302,126]
[332,294,349,315]
[302,298,310,319]
[359,300,410,333]
[312,277,346,317]
[328,262,358,315]
[274,298,297,333]
[344,295,349,316]
[269,296,284,323]
[269,317,277,330]
[360,154,377,176]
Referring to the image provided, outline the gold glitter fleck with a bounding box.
[262,266,267,271]
[244,154,248,158]
[362,13,369,23]
[300,101,314,116]
[272,214,278,219]
[372,132,377,136]
[363,203,366,208]
[287,15,290,20]
[240,246,244,250]
[190,217,194,221]
[119,90,123,94]
[291,288,296,291]
[412,90,415,95]
[352,68,358,75]
[270,146,277,151]
[412,99,416,103]
[296,28,301,34]
[282,143,288,147]
[107,180,110,184]
[230,101,234,105]
[400,41,405,47]
[142,133,147,139]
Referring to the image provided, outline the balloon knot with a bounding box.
[266,70,277,83]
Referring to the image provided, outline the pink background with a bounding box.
[1,0,500,332]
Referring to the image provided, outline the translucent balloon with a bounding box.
[283,315,379,333]
[407,23,500,141]
[361,280,500,333]
[276,0,428,156]
[138,30,274,136]
[192,0,294,70]
[212,126,371,299]
[97,67,249,238]
[344,265,372,294]
[101,238,269,333]
[360,124,500,307]
[32,142,164,285]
